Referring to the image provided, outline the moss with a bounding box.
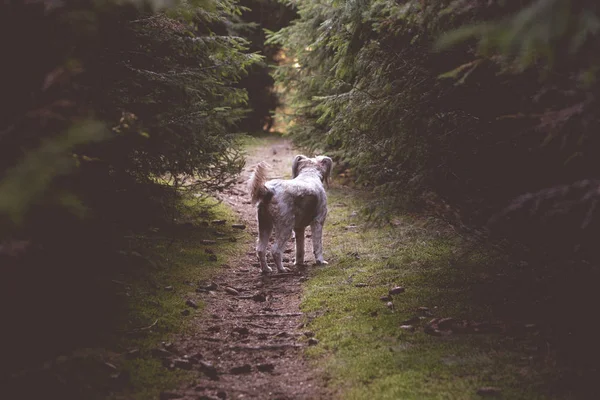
[103,197,250,400]
[301,187,564,399]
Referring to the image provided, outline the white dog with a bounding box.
[248,155,332,273]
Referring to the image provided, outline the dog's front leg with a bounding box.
[310,220,328,265]
[294,227,305,266]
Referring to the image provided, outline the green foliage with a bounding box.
[0,0,260,233]
[271,0,600,233]
[0,0,260,390]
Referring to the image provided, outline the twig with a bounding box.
[126,318,158,334]
[227,344,303,351]
[239,313,303,318]
[248,323,273,330]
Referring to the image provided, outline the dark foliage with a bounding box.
[0,0,259,380]
[271,0,600,378]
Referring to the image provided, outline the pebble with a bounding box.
[164,286,174,291]
[308,338,319,346]
[355,283,368,287]
[211,220,226,225]
[232,224,246,229]
[400,325,415,332]
[380,295,392,301]
[389,286,405,295]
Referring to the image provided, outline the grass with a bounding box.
[4,195,252,400]
[301,186,568,399]
[105,196,251,399]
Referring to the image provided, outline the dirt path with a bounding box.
[166,137,326,400]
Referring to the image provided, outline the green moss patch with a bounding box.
[301,187,566,399]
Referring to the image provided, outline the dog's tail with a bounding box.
[248,162,272,205]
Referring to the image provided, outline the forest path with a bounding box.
[167,136,327,400]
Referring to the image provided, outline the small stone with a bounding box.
[308,338,319,346]
[257,363,275,373]
[164,286,174,291]
[303,331,315,338]
[417,307,431,315]
[181,309,190,316]
[208,254,218,261]
[230,364,252,374]
[344,225,358,230]
[173,358,193,370]
[400,325,415,332]
[380,295,392,301]
[437,317,455,330]
[386,301,394,310]
[477,387,502,397]
[211,220,226,225]
[389,286,405,295]
[284,248,293,253]
[232,224,246,229]
[355,283,368,288]
[224,287,239,295]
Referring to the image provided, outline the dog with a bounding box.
[248,155,332,273]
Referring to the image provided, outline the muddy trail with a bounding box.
[164,138,327,400]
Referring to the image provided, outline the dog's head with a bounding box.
[292,155,333,186]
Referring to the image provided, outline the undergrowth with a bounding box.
[301,186,577,399]
[5,197,250,400]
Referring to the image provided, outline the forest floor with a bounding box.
[157,136,329,400]
[155,135,572,400]
[5,135,584,400]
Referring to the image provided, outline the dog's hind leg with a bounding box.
[272,225,293,273]
[311,220,328,265]
[257,206,273,273]
[294,227,305,266]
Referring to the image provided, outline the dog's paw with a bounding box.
[261,265,273,274]
[315,260,329,266]
[278,266,291,273]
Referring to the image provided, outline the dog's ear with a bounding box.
[292,155,306,178]
[318,156,333,187]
